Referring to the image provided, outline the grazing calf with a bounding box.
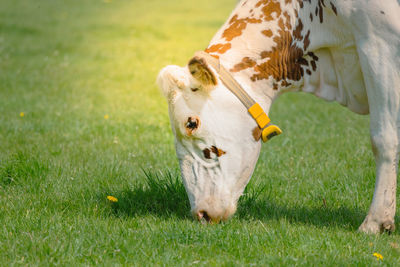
[157,0,400,234]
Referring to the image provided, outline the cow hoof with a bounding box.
[359,218,395,234]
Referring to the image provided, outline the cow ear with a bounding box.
[157,65,188,101]
[188,57,217,90]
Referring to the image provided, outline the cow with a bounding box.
[157,0,400,234]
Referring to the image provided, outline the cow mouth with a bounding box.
[196,210,220,224]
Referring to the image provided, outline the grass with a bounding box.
[0,0,399,265]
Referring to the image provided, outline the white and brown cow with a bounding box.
[157,0,400,234]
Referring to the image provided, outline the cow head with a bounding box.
[157,56,263,223]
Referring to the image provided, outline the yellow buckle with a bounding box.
[262,125,282,142]
[248,103,264,118]
[249,103,282,142]
[248,103,270,129]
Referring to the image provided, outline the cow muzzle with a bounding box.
[192,197,237,224]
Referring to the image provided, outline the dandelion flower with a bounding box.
[373,252,383,260]
[107,195,118,202]
[20,112,24,117]
[104,114,109,120]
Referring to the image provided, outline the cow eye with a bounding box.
[191,87,199,92]
[186,117,198,129]
[185,116,200,136]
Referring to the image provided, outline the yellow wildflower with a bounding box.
[104,114,109,120]
[373,252,383,260]
[20,112,24,117]
[107,195,118,202]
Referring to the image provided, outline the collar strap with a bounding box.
[194,51,282,142]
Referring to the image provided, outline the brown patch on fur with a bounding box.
[250,27,306,82]
[306,69,312,75]
[308,51,319,61]
[205,43,232,55]
[293,19,303,40]
[273,83,278,90]
[309,13,313,21]
[203,146,226,158]
[256,0,282,21]
[318,7,323,23]
[308,51,319,72]
[281,80,292,87]
[188,57,217,87]
[278,17,285,31]
[252,127,262,141]
[298,57,308,66]
[231,57,257,72]
[203,148,211,159]
[316,0,325,23]
[260,51,268,59]
[310,60,317,71]
[262,29,273,37]
[211,146,226,157]
[222,15,262,41]
[330,2,337,15]
[303,30,310,50]
[283,11,292,30]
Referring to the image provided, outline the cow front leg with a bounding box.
[353,31,400,234]
[358,128,398,234]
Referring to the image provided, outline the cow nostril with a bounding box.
[196,210,211,223]
[203,211,211,222]
[196,211,203,221]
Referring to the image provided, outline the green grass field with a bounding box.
[0,0,399,265]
